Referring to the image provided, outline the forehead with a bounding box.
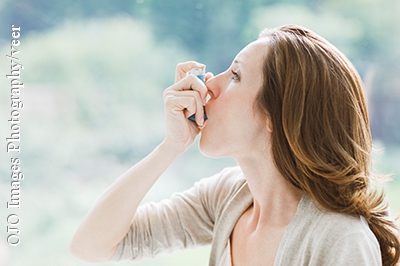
[232,39,270,89]
[233,38,270,69]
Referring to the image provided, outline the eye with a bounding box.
[231,70,240,81]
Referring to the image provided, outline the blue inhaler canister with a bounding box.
[188,67,207,122]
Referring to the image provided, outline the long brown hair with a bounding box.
[256,25,400,266]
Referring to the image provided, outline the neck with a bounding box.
[235,149,304,228]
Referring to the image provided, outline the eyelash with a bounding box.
[231,70,240,81]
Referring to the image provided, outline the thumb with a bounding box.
[204,72,214,82]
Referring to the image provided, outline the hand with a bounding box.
[163,61,208,153]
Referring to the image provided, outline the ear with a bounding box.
[266,117,273,133]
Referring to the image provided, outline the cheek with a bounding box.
[199,94,262,157]
[199,116,267,158]
[199,106,237,157]
[214,91,247,120]
[198,115,232,158]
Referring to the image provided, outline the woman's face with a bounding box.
[200,38,271,159]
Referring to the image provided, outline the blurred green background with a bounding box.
[0,0,399,265]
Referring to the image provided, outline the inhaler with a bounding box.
[188,67,207,122]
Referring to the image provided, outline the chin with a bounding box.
[198,133,228,159]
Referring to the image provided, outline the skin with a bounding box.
[70,38,303,265]
[202,39,304,265]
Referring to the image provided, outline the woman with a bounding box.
[70,25,400,265]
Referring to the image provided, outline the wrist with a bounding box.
[158,139,187,161]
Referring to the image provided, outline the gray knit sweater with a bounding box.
[110,166,381,265]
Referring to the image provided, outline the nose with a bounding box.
[205,72,223,99]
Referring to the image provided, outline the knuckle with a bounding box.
[176,61,191,70]
[188,96,196,105]
[164,96,176,109]
[176,62,185,70]
[176,61,199,71]
[163,89,172,99]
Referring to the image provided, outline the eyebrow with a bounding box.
[233,59,241,64]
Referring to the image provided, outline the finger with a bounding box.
[186,93,205,126]
[175,61,205,83]
[164,91,205,126]
[168,75,208,105]
[164,89,204,103]
[164,90,204,115]
[204,72,214,82]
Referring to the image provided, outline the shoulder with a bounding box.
[277,195,381,265]
[316,211,381,265]
[164,166,248,221]
[194,166,246,197]
[190,166,250,222]
[305,197,378,246]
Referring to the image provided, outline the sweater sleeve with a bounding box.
[325,231,382,266]
[110,166,245,262]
